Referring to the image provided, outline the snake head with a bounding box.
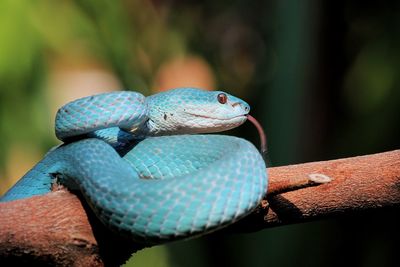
[145,88,250,135]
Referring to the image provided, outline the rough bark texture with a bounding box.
[0,191,142,267]
[0,150,399,266]
[235,149,400,231]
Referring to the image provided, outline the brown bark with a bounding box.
[0,191,142,267]
[0,150,399,266]
[234,149,400,231]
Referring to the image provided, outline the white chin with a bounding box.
[190,115,248,133]
[214,116,248,131]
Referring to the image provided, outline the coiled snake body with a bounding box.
[1,88,267,245]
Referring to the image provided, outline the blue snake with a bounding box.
[1,88,267,245]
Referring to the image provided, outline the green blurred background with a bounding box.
[0,1,399,266]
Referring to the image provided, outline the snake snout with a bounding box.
[242,102,250,113]
[231,101,250,116]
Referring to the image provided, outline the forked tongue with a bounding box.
[247,115,269,165]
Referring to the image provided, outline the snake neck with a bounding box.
[136,116,186,137]
[132,99,187,137]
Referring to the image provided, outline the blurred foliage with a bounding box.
[0,0,399,266]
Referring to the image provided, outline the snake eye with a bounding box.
[217,93,227,104]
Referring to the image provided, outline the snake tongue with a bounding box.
[246,115,269,166]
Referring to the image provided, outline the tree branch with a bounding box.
[1,150,399,266]
[232,149,400,232]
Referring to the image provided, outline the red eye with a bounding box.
[217,93,227,104]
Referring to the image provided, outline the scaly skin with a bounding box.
[1,88,267,245]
